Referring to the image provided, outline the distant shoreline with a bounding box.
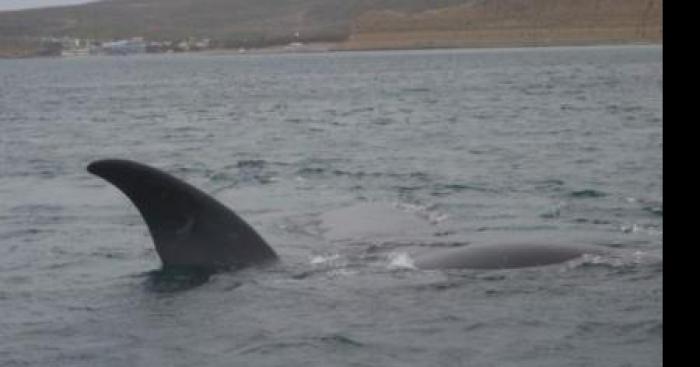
[200,39,661,57]
[1,39,662,60]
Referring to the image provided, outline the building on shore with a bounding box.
[100,37,147,55]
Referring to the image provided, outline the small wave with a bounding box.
[568,189,607,198]
[295,167,432,189]
[619,223,662,236]
[309,254,342,266]
[237,333,364,356]
[386,252,417,270]
[643,205,663,217]
[339,106,375,117]
[296,167,326,177]
[89,249,131,260]
[211,159,279,185]
[532,179,566,191]
[572,217,612,225]
[236,159,267,169]
[574,319,662,339]
[317,333,365,348]
[371,117,395,126]
[624,197,662,217]
[539,202,564,218]
[0,228,46,241]
[236,340,316,356]
[307,254,356,277]
[394,202,448,224]
[132,113,167,121]
[562,250,662,271]
[433,182,496,195]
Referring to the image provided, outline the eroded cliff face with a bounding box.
[342,0,662,49]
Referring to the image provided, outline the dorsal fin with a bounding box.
[88,159,278,269]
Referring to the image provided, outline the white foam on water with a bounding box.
[386,252,418,270]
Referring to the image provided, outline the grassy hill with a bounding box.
[0,0,661,57]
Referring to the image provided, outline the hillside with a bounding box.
[0,0,662,57]
[342,0,663,50]
[0,1,472,41]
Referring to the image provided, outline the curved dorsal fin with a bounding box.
[88,159,278,269]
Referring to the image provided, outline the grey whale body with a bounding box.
[88,159,602,271]
[414,242,601,270]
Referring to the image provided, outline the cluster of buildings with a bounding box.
[41,36,212,56]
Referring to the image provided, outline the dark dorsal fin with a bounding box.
[88,159,278,269]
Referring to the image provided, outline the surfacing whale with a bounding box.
[413,242,602,270]
[88,159,603,271]
[88,159,277,270]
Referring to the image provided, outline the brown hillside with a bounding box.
[342,0,662,49]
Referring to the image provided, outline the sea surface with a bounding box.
[0,45,662,366]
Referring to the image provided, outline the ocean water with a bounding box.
[0,45,662,366]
